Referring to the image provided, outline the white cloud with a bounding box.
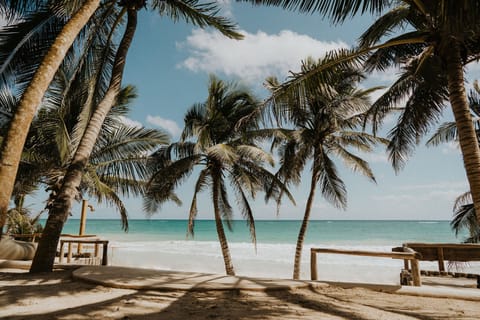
[146,115,181,138]
[177,29,348,84]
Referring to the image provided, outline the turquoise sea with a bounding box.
[60,219,465,244]
[55,219,477,283]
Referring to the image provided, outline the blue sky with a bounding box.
[21,2,480,221]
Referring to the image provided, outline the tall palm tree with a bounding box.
[266,58,386,279]
[426,81,480,243]
[30,0,243,273]
[0,0,243,236]
[246,0,480,224]
[0,0,102,234]
[144,76,292,276]
[35,85,169,227]
[357,1,480,225]
[1,80,168,234]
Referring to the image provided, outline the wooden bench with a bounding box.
[403,243,480,271]
[58,239,109,266]
[310,247,422,286]
[394,243,480,288]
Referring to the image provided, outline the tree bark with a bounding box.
[293,170,318,280]
[29,8,138,273]
[212,172,235,276]
[0,0,101,236]
[446,43,480,225]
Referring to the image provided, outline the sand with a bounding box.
[1,269,480,320]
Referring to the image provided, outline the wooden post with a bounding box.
[59,241,65,263]
[67,242,73,263]
[437,247,445,272]
[311,249,318,280]
[78,200,89,254]
[94,243,99,257]
[411,258,422,286]
[102,240,109,266]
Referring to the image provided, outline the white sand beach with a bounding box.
[2,267,480,320]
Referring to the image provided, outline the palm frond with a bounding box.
[316,151,347,209]
[151,0,243,39]
[425,122,458,147]
[358,4,411,48]
[187,168,210,237]
[239,0,389,24]
[330,144,376,182]
[229,176,256,249]
[453,192,473,212]
[83,168,129,230]
[206,143,238,164]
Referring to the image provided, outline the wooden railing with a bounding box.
[9,233,98,242]
[310,247,422,286]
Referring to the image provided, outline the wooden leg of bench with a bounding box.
[411,259,421,286]
[59,241,65,263]
[67,242,72,263]
[311,251,317,280]
[101,242,109,266]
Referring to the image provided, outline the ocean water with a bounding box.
[56,219,479,284]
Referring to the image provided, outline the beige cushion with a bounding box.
[0,236,37,260]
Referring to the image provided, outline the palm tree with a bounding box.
[246,0,480,225]
[265,58,386,279]
[30,0,243,273]
[144,76,291,276]
[1,79,168,235]
[0,0,243,237]
[0,0,102,234]
[35,85,169,227]
[426,81,480,243]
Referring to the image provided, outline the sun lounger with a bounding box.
[0,236,37,260]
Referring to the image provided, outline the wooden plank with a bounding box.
[311,250,318,280]
[102,241,109,266]
[311,248,419,260]
[403,243,480,249]
[59,241,65,263]
[411,258,422,286]
[67,242,72,263]
[404,243,480,262]
[437,247,445,272]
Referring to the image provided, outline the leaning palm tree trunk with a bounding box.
[213,176,235,276]
[446,44,480,226]
[29,8,137,273]
[293,172,317,280]
[0,0,101,236]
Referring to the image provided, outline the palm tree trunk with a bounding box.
[29,8,138,273]
[446,43,480,225]
[293,171,317,280]
[212,173,235,276]
[0,0,100,236]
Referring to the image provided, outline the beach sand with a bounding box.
[1,268,480,319]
